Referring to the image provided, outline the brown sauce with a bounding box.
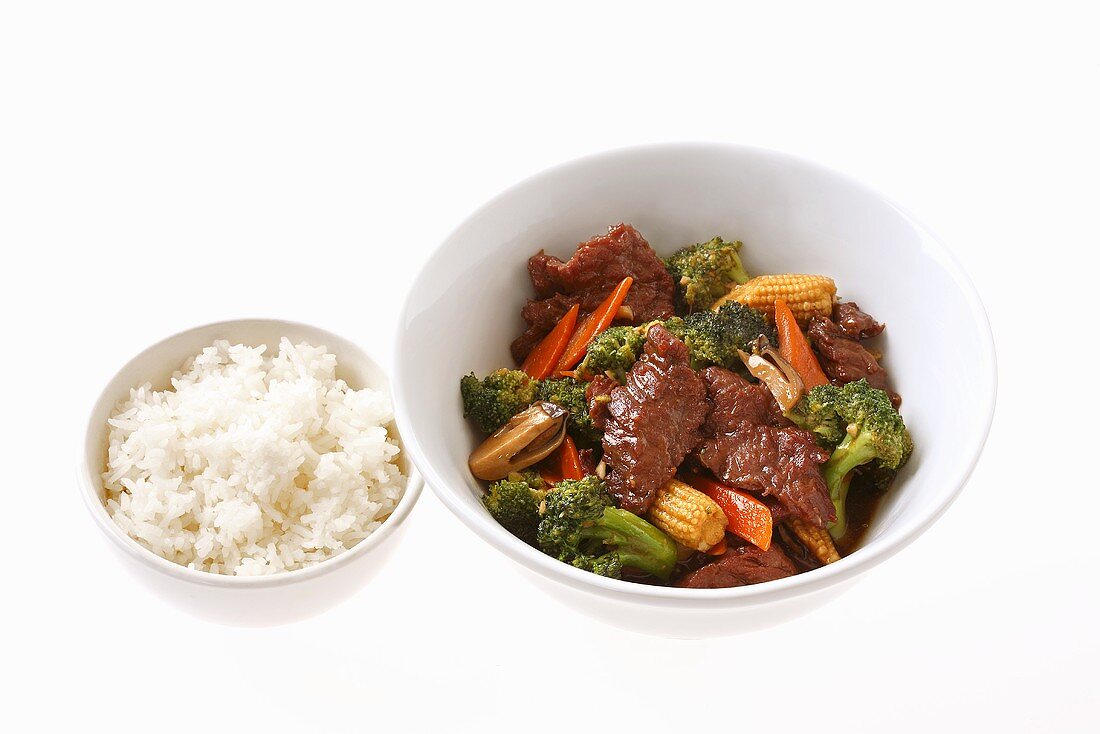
[835,471,887,557]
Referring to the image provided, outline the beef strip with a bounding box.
[602,325,708,514]
[701,367,788,432]
[675,542,797,588]
[514,294,580,362]
[832,301,885,340]
[577,447,599,475]
[585,374,618,431]
[697,421,835,526]
[696,366,834,526]
[807,316,901,407]
[510,223,676,362]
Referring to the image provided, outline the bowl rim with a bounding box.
[78,317,424,589]
[394,141,997,606]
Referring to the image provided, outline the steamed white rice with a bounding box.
[103,338,406,576]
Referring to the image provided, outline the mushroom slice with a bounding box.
[468,402,567,481]
[737,337,805,412]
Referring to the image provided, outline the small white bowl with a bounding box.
[79,318,423,626]
[394,143,997,638]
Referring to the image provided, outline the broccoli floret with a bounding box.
[714,301,778,348]
[460,369,539,433]
[575,325,646,382]
[536,377,601,445]
[536,476,677,580]
[795,380,913,539]
[482,472,547,545]
[660,303,776,370]
[663,313,736,369]
[664,237,751,312]
[787,384,847,446]
[570,303,774,378]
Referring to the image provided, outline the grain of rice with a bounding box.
[103,338,405,576]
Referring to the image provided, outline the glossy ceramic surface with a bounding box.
[79,319,424,626]
[394,143,996,637]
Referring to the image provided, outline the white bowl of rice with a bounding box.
[79,319,423,626]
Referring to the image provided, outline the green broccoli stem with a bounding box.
[822,429,878,539]
[730,261,750,285]
[582,507,677,580]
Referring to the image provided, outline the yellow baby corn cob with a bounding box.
[647,479,728,552]
[787,518,841,564]
[714,274,837,326]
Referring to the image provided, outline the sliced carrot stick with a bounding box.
[554,277,633,373]
[705,536,728,556]
[685,474,773,551]
[774,299,830,390]
[558,435,584,481]
[521,303,580,380]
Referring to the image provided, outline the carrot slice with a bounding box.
[558,435,584,481]
[705,536,728,556]
[553,277,633,373]
[774,299,829,389]
[685,474,773,551]
[521,304,580,380]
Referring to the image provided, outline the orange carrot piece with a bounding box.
[686,475,773,551]
[558,435,584,481]
[521,303,580,380]
[705,536,728,556]
[774,299,829,389]
[554,277,634,373]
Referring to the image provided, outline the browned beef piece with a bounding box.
[602,325,708,514]
[510,224,676,362]
[701,367,788,433]
[585,374,618,431]
[675,542,797,588]
[833,301,885,340]
[696,366,832,525]
[807,316,901,408]
[577,448,599,475]
[513,294,580,362]
[697,421,835,526]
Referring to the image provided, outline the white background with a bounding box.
[2,2,1097,731]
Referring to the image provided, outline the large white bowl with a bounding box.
[80,319,423,626]
[394,143,996,638]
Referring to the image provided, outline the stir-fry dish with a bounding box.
[459,223,912,588]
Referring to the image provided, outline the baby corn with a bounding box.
[647,479,727,552]
[715,274,837,326]
[787,518,841,564]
